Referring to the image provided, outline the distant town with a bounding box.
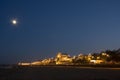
[18,49,120,66]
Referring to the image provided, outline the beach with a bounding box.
[0,66,120,80]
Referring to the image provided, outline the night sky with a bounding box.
[1,0,120,64]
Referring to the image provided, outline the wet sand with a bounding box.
[0,66,120,80]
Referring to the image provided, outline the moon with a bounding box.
[12,19,17,25]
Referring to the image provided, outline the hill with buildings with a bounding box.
[18,49,120,66]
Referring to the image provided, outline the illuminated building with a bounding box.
[55,52,73,65]
[31,61,42,65]
[90,60,104,64]
[18,62,31,66]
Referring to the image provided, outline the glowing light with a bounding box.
[12,20,17,25]
[18,62,31,66]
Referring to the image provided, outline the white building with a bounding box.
[55,52,73,65]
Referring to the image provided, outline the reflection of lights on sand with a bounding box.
[12,20,17,25]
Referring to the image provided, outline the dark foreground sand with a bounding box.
[0,66,120,80]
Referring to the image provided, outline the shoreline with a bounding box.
[17,64,120,69]
[1,64,120,69]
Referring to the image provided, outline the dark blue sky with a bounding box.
[1,0,120,64]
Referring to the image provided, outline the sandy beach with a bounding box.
[0,66,120,80]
